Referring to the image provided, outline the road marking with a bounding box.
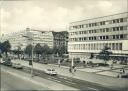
[59,77,68,80]
[47,78,61,83]
[65,81,76,84]
[59,77,73,81]
[87,87,98,91]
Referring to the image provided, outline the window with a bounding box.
[103,29,105,32]
[106,36,109,39]
[116,35,119,39]
[113,27,115,31]
[89,37,91,40]
[116,27,119,31]
[119,43,122,50]
[113,35,116,39]
[84,37,86,40]
[120,18,123,22]
[116,19,119,23]
[94,30,96,33]
[94,37,96,40]
[120,26,123,30]
[100,36,103,40]
[112,43,115,50]
[113,20,116,23]
[89,24,91,27]
[106,28,109,32]
[120,34,124,39]
[115,43,119,50]
[84,31,86,34]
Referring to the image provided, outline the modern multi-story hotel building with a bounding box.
[0,28,54,50]
[68,12,128,61]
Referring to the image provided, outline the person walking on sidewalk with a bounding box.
[74,67,76,72]
[69,67,72,73]
[122,68,125,73]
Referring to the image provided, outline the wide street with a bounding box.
[1,71,47,91]
[1,64,114,91]
[1,69,50,91]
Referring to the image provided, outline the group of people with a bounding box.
[69,66,76,73]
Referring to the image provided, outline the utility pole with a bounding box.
[71,57,74,67]
[57,52,60,67]
[22,35,34,77]
[31,42,34,77]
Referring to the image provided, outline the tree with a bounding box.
[2,40,11,57]
[0,42,3,53]
[97,46,112,63]
[52,46,59,54]
[24,44,33,58]
[52,45,67,57]
[12,46,22,59]
[42,44,51,55]
[34,43,42,61]
[40,44,52,60]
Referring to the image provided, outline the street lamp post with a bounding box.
[57,52,60,67]
[22,35,34,77]
[31,42,34,77]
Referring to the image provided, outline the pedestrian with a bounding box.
[74,67,76,72]
[122,68,125,73]
[110,63,113,69]
[69,68,72,73]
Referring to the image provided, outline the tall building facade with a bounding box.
[1,28,54,50]
[0,31,27,50]
[68,12,128,61]
[26,28,54,48]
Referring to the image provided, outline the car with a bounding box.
[3,61,12,66]
[118,73,128,78]
[12,63,23,69]
[0,59,5,64]
[44,68,57,75]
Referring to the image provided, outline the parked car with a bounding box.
[3,61,12,66]
[118,73,128,78]
[12,63,23,69]
[0,59,5,64]
[44,68,57,75]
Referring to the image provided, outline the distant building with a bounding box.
[68,12,128,61]
[26,28,54,48]
[0,31,27,50]
[0,28,68,53]
[0,28,54,50]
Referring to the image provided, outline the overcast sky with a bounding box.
[0,0,127,34]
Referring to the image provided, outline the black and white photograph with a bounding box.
[0,0,128,90]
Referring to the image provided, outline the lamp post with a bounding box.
[31,42,34,77]
[18,43,23,61]
[22,35,34,77]
[57,52,60,67]
[71,57,74,67]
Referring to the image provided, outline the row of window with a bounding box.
[69,43,122,50]
[70,26,128,35]
[69,34,127,42]
[70,17,128,29]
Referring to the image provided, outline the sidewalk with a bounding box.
[12,59,128,90]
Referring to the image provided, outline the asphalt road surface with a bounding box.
[0,64,118,91]
[1,67,49,90]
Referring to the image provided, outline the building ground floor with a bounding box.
[68,40,128,61]
[68,52,128,62]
